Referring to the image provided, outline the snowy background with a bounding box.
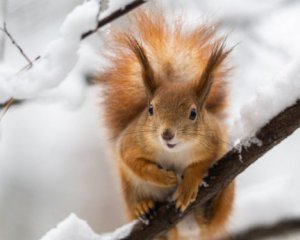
[0,0,300,239]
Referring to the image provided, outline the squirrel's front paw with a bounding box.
[155,169,178,187]
[134,199,156,221]
[174,181,198,212]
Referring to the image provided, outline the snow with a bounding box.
[0,0,101,104]
[40,214,100,240]
[40,214,136,240]
[230,55,300,143]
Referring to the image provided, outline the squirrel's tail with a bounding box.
[96,9,230,141]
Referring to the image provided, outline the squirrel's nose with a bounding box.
[161,129,175,141]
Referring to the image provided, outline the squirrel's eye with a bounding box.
[189,108,197,120]
[148,104,154,116]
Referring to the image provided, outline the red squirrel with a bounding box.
[97,9,235,240]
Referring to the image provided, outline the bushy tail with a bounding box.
[96,9,230,141]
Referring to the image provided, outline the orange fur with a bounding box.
[98,10,230,140]
[97,8,234,240]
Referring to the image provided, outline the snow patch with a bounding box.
[234,137,262,162]
[40,214,100,240]
[40,214,137,240]
[230,57,300,143]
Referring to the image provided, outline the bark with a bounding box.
[121,99,300,240]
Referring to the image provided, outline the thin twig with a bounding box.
[0,99,22,109]
[0,23,39,118]
[0,22,32,66]
[0,54,40,117]
[0,98,14,122]
[81,0,146,39]
[18,55,41,73]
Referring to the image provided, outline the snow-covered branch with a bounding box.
[230,57,300,142]
[0,0,147,107]
[81,0,147,39]
[0,1,98,104]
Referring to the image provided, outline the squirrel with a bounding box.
[97,9,235,240]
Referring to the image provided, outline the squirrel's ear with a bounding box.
[126,36,157,98]
[194,42,230,108]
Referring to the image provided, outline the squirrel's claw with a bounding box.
[174,182,198,212]
[134,199,156,222]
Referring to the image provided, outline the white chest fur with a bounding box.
[156,146,196,175]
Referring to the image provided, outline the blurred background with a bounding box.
[0,0,300,239]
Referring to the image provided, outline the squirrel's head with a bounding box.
[148,84,203,151]
[128,36,229,151]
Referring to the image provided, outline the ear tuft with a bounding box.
[125,35,157,98]
[195,40,231,107]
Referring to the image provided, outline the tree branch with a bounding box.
[221,218,300,240]
[81,0,146,40]
[121,99,300,240]
[0,97,14,122]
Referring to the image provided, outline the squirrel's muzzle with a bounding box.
[161,129,175,141]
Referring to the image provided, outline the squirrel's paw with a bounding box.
[154,169,178,187]
[174,181,198,212]
[134,199,156,221]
